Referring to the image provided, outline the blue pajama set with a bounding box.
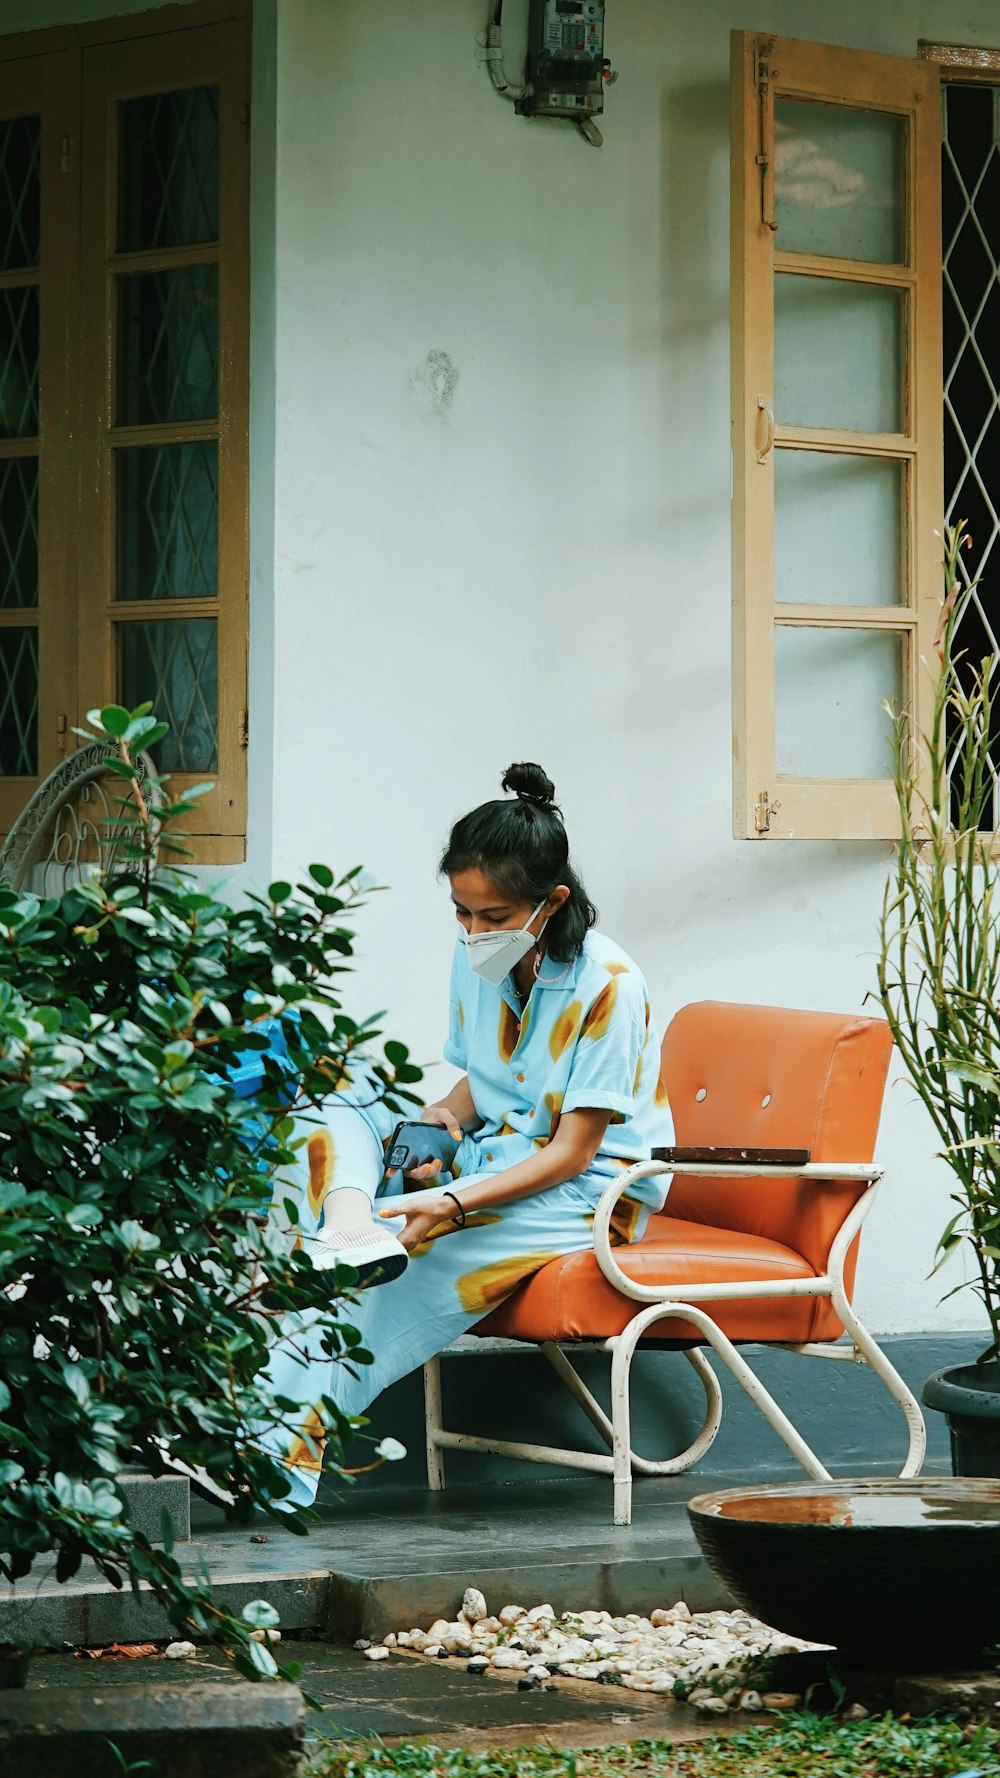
[255,932,674,1507]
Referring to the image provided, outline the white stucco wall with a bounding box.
[4,0,997,1338]
[265,0,999,1339]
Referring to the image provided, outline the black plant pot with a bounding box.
[923,1359,1000,1476]
[687,1477,1000,1662]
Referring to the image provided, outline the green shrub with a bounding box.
[0,705,421,1682]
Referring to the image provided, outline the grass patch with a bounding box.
[306,1713,1000,1778]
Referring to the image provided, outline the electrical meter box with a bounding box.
[521,0,606,123]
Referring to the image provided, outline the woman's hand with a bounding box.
[379,1195,457,1252]
[420,1103,463,1141]
[383,1101,463,1183]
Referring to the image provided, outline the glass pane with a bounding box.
[775,273,902,433]
[117,442,218,602]
[0,455,38,608]
[0,115,40,270]
[117,265,218,425]
[775,99,903,263]
[0,624,37,774]
[120,618,218,772]
[775,451,903,607]
[0,286,38,437]
[118,86,219,251]
[775,627,901,779]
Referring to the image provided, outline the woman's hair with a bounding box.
[440,762,597,961]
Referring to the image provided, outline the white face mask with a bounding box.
[461,897,550,988]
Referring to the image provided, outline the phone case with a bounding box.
[385,1120,459,1177]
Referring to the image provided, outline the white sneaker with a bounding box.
[150,1443,237,1508]
[308,1222,408,1287]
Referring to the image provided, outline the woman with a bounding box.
[257,763,673,1508]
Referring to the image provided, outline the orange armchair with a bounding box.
[423,1001,926,1524]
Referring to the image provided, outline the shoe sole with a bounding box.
[309,1246,408,1288]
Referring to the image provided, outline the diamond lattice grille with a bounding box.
[0,115,39,271]
[118,265,218,426]
[117,441,218,601]
[120,618,218,773]
[118,85,219,251]
[0,625,37,775]
[943,84,1000,826]
[0,285,38,438]
[0,455,37,608]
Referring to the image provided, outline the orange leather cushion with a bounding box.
[479,1216,822,1345]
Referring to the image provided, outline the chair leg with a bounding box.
[618,1302,833,1481]
[609,1336,635,1525]
[423,1357,446,1491]
[833,1301,927,1478]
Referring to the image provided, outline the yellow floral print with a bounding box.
[499,1001,521,1064]
[282,1403,327,1474]
[456,1251,564,1315]
[549,1001,583,1060]
[581,979,617,1042]
[307,1130,336,1218]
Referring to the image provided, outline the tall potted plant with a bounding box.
[877,523,1000,1473]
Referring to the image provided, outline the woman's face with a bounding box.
[449,867,567,937]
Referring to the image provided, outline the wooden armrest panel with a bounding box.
[653,1145,811,1167]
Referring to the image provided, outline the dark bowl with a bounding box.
[687,1476,1000,1663]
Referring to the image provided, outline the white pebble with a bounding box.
[396,1632,411,1648]
[527,1663,549,1682]
[462,1587,488,1624]
[694,1695,729,1714]
[492,1648,531,1670]
[467,1655,490,1674]
[428,1619,450,1639]
[843,1703,869,1721]
[762,1691,801,1710]
[248,1628,281,1645]
[364,1646,389,1662]
[381,1632,397,1649]
[741,1690,763,1711]
[525,1603,555,1623]
[165,1641,196,1660]
[499,1604,526,1625]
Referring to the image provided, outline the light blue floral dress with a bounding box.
[255,932,673,1506]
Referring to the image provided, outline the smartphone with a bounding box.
[384,1120,459,1178]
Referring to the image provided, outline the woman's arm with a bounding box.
[421,1076,479,1138]
[381,1107,611,1250]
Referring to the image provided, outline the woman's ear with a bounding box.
[546,884,571,914]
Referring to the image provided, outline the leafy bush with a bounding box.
[0,705,421,1681]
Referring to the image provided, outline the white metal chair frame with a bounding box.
[423,1157,928,1525]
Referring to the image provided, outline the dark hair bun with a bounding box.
[501,761,557,809]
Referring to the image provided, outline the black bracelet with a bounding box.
[444,1190,466,1229]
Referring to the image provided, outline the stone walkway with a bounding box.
[23,1641,750,1752]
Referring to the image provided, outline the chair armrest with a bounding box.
[590,1158,883,1306]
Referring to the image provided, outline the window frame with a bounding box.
[0,0,249,863]
[730,31,943,841]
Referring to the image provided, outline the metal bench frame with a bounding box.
[0,743,163,894]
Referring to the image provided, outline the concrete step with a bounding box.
[2,1473,737,1649]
